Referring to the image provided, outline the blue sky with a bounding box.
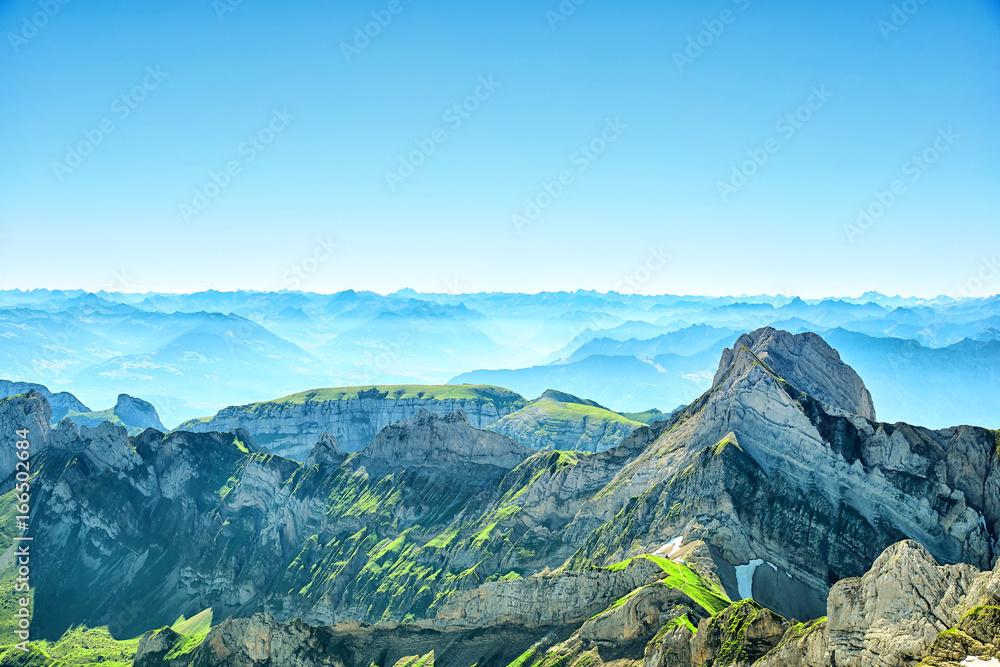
[1,0,998,297]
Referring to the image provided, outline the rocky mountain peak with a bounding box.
[357,408,532,477]
[114,394,165,431]
[713,327,876,420]
[304,431,343,467]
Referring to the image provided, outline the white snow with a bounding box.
[962,657,1000,667]
[734,559,764,600]
[766,561,778,572]
[654,536,684,558]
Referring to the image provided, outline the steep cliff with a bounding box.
[176,384,528,459]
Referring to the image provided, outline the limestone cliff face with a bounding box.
[0,390,50,485]
[176,385,527,459]
[65,392,166,435]
[825,540,980,667]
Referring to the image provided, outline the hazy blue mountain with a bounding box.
[316,301,525,381]
[0,378,90,422]
[452,350,719,413]
[73,318,322,427]
[0,308,120,379]
[65,393,166,435]
[527,309,626,352]
[3,289,1000,431]
[566,324,738,361]
[823,328,1000,428]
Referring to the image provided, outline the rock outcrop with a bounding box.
[825,540,980,666]
[691,599,788,666]
[303,431,344,468]
[357,408,532,479]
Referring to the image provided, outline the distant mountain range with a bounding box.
[1,289,999,429]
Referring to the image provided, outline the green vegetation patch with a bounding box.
[621,409,670,425]
[263,384,525,406]
[0,625,140,666]
[605,554,730,615]
[171,608,213,636]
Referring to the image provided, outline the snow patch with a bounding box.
[962,657,1000,667]
[766,561,778,572]
[734,559,763,600]
[654,536,684,558]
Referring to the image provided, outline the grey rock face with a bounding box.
[826,540,981,667]
[0,389,51,484]
[357,409,532,479]
[714,327,877,420]
[433,556,663,631]
[756,539,1000,667]
[176,386,527,459]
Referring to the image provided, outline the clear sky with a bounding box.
[1,0,998,298]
